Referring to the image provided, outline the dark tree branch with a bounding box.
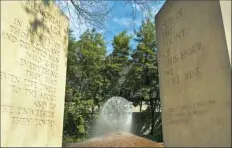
[57,0,154,32]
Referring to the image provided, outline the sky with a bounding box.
[57,0,166,55]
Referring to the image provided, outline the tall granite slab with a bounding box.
[156,0,231,147]
[1,1,69,147]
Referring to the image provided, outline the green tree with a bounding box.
[77,28,107,115]
[63,30,90,144]
[104,31,132,97]
[128,14,161,136]
[62,13,163,145]
[63,29,107,144]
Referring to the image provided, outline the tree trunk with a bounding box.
[150,99,154,135]
[91,106,94,117]
[139,100,142,113]
[97,104,101,112]
[91,87,99,117]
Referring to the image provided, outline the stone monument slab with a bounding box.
[156,0,231,147]
[1,0,69,147]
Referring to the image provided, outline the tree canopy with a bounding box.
[62,13,162,145]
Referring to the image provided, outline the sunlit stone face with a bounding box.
[102,96,132,126]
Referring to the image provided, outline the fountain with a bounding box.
[70,96,163,147]
[92,96,133,137]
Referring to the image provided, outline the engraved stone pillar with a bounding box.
[1,1,69,147]
[156,0,231,147]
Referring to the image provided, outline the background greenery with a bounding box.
[62,14,162,145]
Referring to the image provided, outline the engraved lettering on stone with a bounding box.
[184,67,201,80]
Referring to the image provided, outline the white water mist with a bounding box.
[92,96,133,137]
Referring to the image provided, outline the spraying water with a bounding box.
[92,96,133,137]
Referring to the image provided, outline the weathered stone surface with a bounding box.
[1,1,68,147]
[156,0,231,147]
[219,1,231,65]
[70,132,163,147]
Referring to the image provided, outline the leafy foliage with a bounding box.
[63,14,162,145]
[63,29,107,144]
